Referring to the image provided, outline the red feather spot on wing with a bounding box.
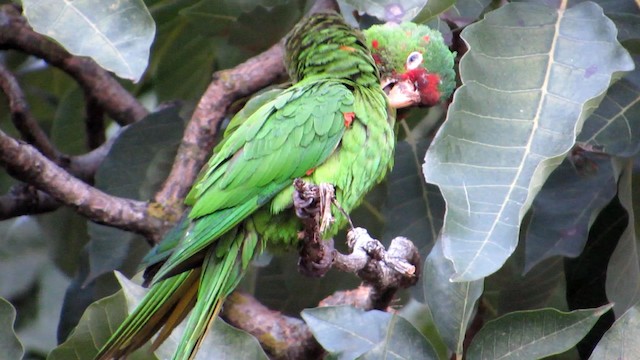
[371,39,379,49]
[306,168,315,176]
[340,45,356,52]
[343,112,355,128]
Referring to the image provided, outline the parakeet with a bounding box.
[95,12,455,360]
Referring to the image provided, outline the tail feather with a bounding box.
[95,269,200,360]
[173,225,259,360]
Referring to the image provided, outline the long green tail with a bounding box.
[95,270,199,359]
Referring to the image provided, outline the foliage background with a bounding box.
[0,0,638,359]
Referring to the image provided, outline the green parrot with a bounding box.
[95,12,455,360]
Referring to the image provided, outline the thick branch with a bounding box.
[153,43,286,213]
[0,4,148,125]
[0,129,160,237]
[222,292,323,360]
[334,228,420,310]
[0,62,61,161]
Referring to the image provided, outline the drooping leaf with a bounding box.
[22,0,155,82]
[50,86,88,155]
[383,139,444,260]
[565,196,623,357]
[423,1,634,281]
[88,106,184,283]
[252,252,359,316]
[0,217,48,300]
[523,156,620,273]
[423,239,482,356]
[301,306,438,360]
[466,305,612,360]
[18,264,70,355]
[412,0,455,24]
[341,0,432,23]
[589,301,640,359]
[114,273,269,360]
[578,69,640,157]
[48,277,153,360]
[441,0,491,28]
[0,297,24,360]
[605,160,640,317]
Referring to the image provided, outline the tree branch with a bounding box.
[222,292,324,360]
[0,4,148,126]
[0,129,160,237]
[0,62,61,162]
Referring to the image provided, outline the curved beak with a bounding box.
[382,77,421,109]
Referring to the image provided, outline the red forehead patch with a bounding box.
[423,35,430,43]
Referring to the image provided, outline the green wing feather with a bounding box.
[151,79,354,283]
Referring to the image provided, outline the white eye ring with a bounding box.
[406,51,423,70]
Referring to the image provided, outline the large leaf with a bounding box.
[301,306,438,360]
[48,280,153,360]
[115,273,269,360]
[605,160,640,317]
[88,106,183,283]
[423,2,634,281]
[578,69,640,157]
[423,239,482,356]
[523,156,620,273]
[466,305,612,359]
[589,301,640,359]
[18,264,70,355]
[22,0,155,82]
[441,0,491,28]
[341,0,432,23]
[0,298,23,360]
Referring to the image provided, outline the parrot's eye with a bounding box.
[406,51,423,70]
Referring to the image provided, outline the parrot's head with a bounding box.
[363,22,456,108]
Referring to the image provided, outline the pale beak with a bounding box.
[382,77,421,109]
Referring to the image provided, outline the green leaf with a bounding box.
[50,86,87,155]
[383,139,444,261]
[589,302,640,359]
[301,306,438,360]
[0,217,48,299]
[423,239,482,356]
[341,0,431,23]
[523,156,620,273]
[252,252,359,315]
[0,298,24,360]
[88,107,183,282]
[412,0,455,24]
[441,0,491,28]
[466,305,613,360]
[48,276,154,360]
[423,2,634,281]
[22,0,155,82]
[18,264,70,355]
[578,69,640,157]
[605,160,640,317]
[115,273,269,360]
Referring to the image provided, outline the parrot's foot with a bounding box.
[332,227,420,310]
[298,237,334,278]
[293,178,338,277]
[293,179,335,232]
